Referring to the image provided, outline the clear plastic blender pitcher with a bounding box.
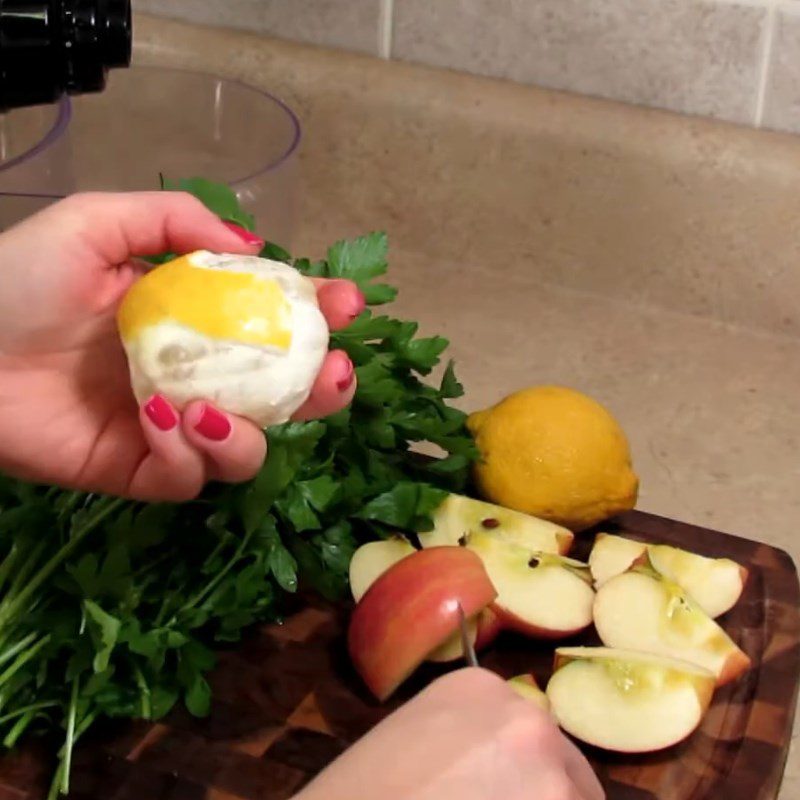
[0,66,301,248]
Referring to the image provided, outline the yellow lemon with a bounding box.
[117,251,329,426]
[467,386,638,531]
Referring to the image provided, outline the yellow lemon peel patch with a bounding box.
[118,255,293,350]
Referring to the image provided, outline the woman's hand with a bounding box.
[295,668,605,800]
[0,192,363,500]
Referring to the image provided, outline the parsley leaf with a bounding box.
[268,545,298,593]
[327,232,388,284]
[357,483,449,529]
[83,600,120,674]
[440,360,465,399]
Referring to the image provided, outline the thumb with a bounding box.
[56,190,264,265]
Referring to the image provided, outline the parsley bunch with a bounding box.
[0,179,477,796]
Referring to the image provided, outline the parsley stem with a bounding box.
[5,539,47,602]
[46,760,64,800]
[0,543,20,594]
[0,496,125,628]
[55,491,83,522]
[0,699,57,726]
[48,705,99,798]
[133,665,151,719]
[179,527,255,616]
[3,708,36,748]
[60,679,79,795]
[74,709,98,739]
[131,549,176,581]
[0,631,37,669]
[202,530,235,571]
[154,583,189,627]
[0,634,50,689]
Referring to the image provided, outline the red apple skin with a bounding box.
[491,604,592,639]
[739,565,750,590]
[556,531,575,555]
[348,547,497,701]
[717,648,752,687]
[475,607,503,650]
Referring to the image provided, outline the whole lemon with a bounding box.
[467,386,638,531]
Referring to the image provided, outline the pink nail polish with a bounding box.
[349,289,367,320]
[194,404,232,441]
[144,395,177,432]
[336,358,355,392]
[222,221,264,247]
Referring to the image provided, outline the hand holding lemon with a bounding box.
[0,192,362,501]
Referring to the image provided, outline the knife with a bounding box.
[456,603,479,668]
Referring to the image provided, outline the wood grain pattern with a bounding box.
[0,510,797,799]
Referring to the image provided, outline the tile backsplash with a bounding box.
[394,0,767,126]
[134,0,384,56]
[763,5,800,131]
[136,0,800,133]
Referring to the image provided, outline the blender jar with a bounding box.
[0,66,301,247]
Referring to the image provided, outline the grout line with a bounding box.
[713,0,786,7]
[754,1,777,127]
[378,0,394,59]
[713,0,778,7]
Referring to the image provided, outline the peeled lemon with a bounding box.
[468,386,638,531]
[117,251,329,426]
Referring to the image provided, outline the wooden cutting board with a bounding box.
[1,510,798,800]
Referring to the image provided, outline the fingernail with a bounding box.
[349,289,367,320]
[194,404,232,441]
[222,221,264,247]
[144,394,177,432]
[335,354,355,392]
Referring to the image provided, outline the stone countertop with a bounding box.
[133,15,800,795]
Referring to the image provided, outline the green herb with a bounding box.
[0,179,477,795]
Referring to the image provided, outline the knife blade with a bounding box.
[456,603,479,668]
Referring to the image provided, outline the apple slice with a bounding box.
[467,531,594,639]
[546,646,715,753]
[647,544,748,619]
[427,608,503,663]
[349,538,416,602]
[589,534,748,618]
[508,674,550,712]
[588,533,647,587]
[593,569,751,686]
[419,493,573,555]
[473,606,503,649]
[348,546,497,700]
[349,539,501,664]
